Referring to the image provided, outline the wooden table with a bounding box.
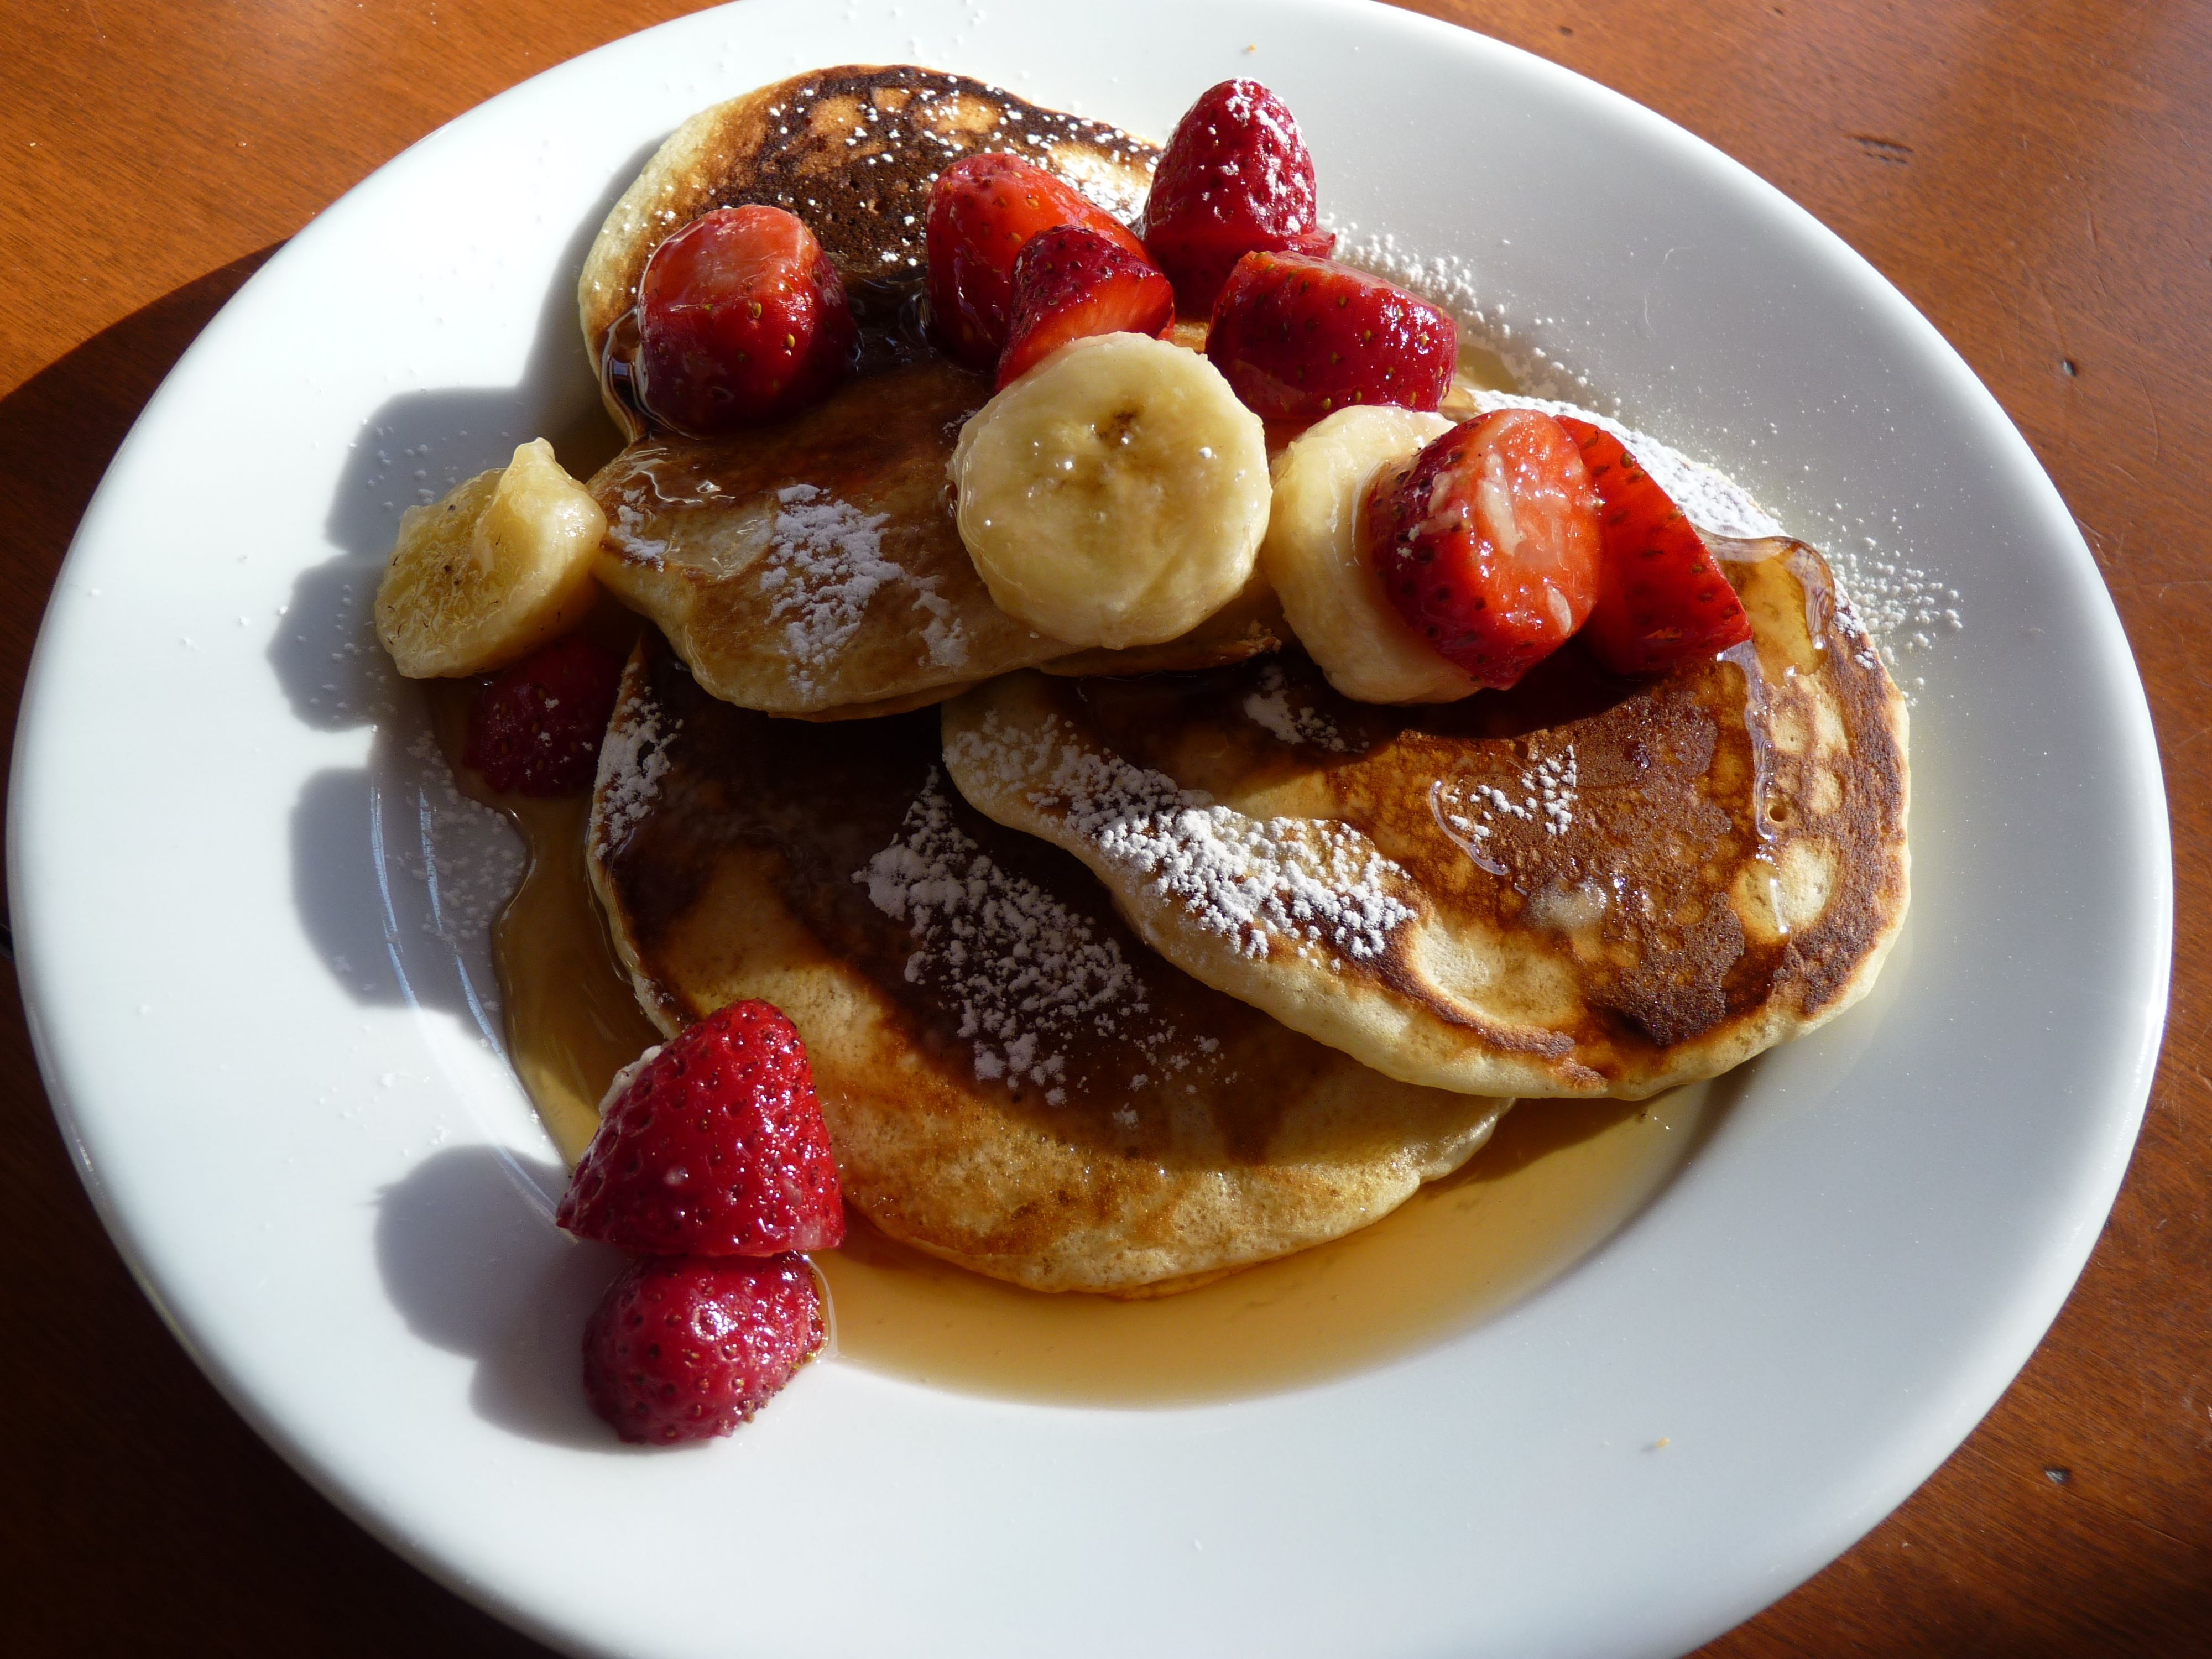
[2,2,2203,1652]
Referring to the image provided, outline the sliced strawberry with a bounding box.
[635,205,855,434]
[1142,80,1336,312]
[1365,409,1602,688]
[557,1000,846,1258]
[995,226,1175,388]
[583,1254,824,1444]
[463,636,624,797]
[1205,250,1456,425]
[925,153,1149,368]
[1554,416,1752,674]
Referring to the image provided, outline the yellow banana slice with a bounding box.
[1262,406,1481,704]
[948,333,1269,650]
[374,439,606,677]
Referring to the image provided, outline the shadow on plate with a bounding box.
[274,138,660,1017]
[374,1143,628,1451]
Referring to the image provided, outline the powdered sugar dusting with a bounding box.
[1433,745,1580,870]
[1240,663,1348,752]
[593,679,677,858]
[858,771,1218,1097]
[756,484,969,692]
[950,713,1416,968]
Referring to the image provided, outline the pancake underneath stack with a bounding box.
[588,637,1508,1294]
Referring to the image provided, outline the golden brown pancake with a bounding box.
[577,66,1282,716]
[588,634,1509,1294]
[942,542,1910,1100]
[579,65,1157,396]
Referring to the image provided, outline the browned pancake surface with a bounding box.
[944,545,1910,1098]
[589,637,1506,1292]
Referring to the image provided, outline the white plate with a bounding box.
[9,2,2171,1655]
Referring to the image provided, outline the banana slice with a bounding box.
[375,439,607,677]
[948,332,1269,650]
[1262,406,1482,704]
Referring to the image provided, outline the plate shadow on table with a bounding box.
[270,140,659,1021]
[374,1142,634,1451]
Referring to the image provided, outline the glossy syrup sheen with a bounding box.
[429,671,1717,1406]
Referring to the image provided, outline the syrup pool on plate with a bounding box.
[429,677,1718,1405]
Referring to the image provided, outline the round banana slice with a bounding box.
[1262,406,1483,704]
[375,439,607,677]
[948,332,1269,650]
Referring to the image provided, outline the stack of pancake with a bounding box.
[575,67,1910,1295]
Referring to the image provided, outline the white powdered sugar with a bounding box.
[1436,746,1580,850]
[755,484,968,690]
[951,713,1415,967]
[857,771,1153,1095]
[593,681,677,857]
[1240,663,1348,752]
[1828,540,1961,656]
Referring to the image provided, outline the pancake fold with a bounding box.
[941,544,1909,1100]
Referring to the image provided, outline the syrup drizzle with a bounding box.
[428,675,1715,1405]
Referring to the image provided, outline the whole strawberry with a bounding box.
[462,635,624,796]
[636,204,857,433]
[557,999,846,1256]
[583,1254,825,1444]
[1206,250,1457,424]
[1142,80,1335,312]
[925,152,1150,368]
[997,225,1175,388]
[1555,416,1752,673]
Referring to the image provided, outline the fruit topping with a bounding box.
[925,152,1149,368]
[1365,409,1601,688]
[583,1254,825,1444]
[635,204,857,434]
[462,635,624,796]
[1205,251,1456,425]
[950,332,1270,649]
[1262,406,1481,705]
[1142,80,1335,312]
[558,999,846,1258]
[1555,416,1753,674]
[375,439,606,679]
[996,226,1175,390]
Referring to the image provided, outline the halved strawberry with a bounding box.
[995,226,1175,388]
[1365,409,1601,688]
[925,153,1149,368]
[1206,250,1457,424]
[1142,80,1335,312]
[635,205,855,433]
[557,1000,845,1258]
[463,635,624,797]
[1554,416,1752,673]
[583,1254,824,1444]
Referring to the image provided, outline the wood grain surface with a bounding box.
[1,1,2203,1653]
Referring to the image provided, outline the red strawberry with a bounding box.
[1555,416,1752,673]
[1205,251,1456,425]
[636,204,856,434]
[1365,409,1602,688]
[925,152,1149,368]
[463,635,624,796]
[995,226,1175,388]
[1142,80,1335,312]
[583,1254,824,1444]
[557,1000,845,1257]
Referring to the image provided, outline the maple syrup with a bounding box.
[430,677,1714,1404]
